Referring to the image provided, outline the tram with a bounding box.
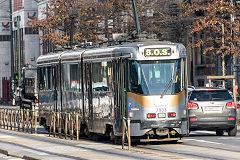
[37,40,188,142]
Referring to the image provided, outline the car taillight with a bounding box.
[188,102,199,109]
[147,113,156,118]
[228,117,235,121]
[190,118,198,121]
[237,104,240,109]
[226,102,236,109]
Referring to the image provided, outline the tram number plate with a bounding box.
[144,48,171,57]
[156,108,166,113]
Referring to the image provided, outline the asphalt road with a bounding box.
[0,128,239,160]
[135,131,240,160]
[0,103,240,159]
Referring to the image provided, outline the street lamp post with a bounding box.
[65,0,78,48]
[9,0,15,103]
[17,16,21,87]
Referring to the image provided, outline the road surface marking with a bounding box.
[218,137,240,140]
[22,149,49,155]
[0,135,13,139]
[184,139,223,145]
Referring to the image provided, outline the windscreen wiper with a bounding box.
[160,77,173,98]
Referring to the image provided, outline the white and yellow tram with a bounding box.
[37,40,188,142]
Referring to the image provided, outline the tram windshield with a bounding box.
[129,59,182,95]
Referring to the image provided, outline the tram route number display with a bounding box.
[144,48,171,56]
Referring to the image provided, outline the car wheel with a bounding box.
[216,129,224,136]
[228,126,237,136]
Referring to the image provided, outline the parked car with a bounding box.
[188,87,237,136]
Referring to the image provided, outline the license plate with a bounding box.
[205,107,222,111]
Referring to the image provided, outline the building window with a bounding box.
[0,35,10,41]
[25,27,39,34]
[200,45,206,64]
[14,0,23,11]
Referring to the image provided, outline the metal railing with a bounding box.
[0,109,37,133]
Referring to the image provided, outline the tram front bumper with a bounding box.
[138,120,182,129]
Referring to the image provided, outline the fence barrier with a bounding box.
[122,117,131,150]
[0,109,37,133]
[48,111,81,141]
[0,108,130,149]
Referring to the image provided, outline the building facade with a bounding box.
[12,0,40,71]
[0,0,11,100]
[0,0,40,101]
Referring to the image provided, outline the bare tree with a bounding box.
[29,0,133,49]
[182,0,240,78]
[136,0,182,42]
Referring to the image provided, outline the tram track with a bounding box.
[1,129,240,160]
[134,144,225,160]
[0,129,161,160]
[133,139,240,160]
[181,140,240,153]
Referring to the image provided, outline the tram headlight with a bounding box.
[168,112,176,118]
[147,113,156,118]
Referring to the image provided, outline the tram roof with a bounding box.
[37,52,60,65]
[81,40,185,57]
[37,40,186,65]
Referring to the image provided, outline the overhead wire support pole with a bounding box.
[131,0,140,37]
[17,16,21,87]
[9,0,15,103]
[231,0,238,86]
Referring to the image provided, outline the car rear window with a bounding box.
[189,90,232,101]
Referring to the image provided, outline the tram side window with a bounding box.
[46,66,52,90]
[63,64,70,90]
[129,61,143,94]
[63,64,80,91]
[92,62,110,92]
[38,67,45,90]
[38,66,52,90]
[173,60,181,93]
[70,64,80,91]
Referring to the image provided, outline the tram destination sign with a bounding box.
[144,48,171,57]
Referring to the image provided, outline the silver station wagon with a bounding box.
[188,87,237,136]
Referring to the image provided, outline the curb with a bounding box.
[0,148,40,160]
[23,155,41,160]
[0,148,8,156]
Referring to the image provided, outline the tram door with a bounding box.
[52,65,58,112]
[85,63,93,130]
[114,58,128,134]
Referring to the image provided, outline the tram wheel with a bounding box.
[109,129,115,141]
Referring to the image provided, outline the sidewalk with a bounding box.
[0,129,167,160]
[0,102,18,109]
